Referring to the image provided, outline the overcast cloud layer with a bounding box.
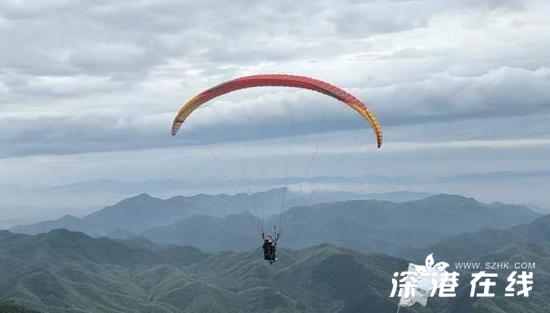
[1,0,550,217]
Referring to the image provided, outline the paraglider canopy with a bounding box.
[171,74,383,148]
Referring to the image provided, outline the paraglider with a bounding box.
[171,74,383,148]
[171,74,384,264]
[262,228,280,264]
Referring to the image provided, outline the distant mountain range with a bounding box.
[10,188,294,236]
[3,169,549,225]
[274,194,540,255]
[0,177,433,224]
[11,190,540,256]
[1,213,549,313]
[9,188,431,236]
[143,194,540,255]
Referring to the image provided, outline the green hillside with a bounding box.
[0,230,423,313]
[1,220,548,313]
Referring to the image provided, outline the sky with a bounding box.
[1,0,549,219]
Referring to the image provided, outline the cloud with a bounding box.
[368,66,550,125]
[1,65,548,158]
[0,0,549,160]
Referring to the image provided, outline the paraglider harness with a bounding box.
[262,227,280,264]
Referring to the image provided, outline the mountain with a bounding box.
[4,168,550,224]
[514,214,550,242]
[407,214,550,261]
[1,226,548,313]
[401,214,550,313]
[9,188,432,237]
[277,194,539,253]
[0,230,210,313]
[11,188,290,236]
[0,175,434,227]
[11,191,539,255]
[143,212,261,252]
[0,229,420,313]
[142,194,540,255]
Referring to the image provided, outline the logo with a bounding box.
[390,254,534,310]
